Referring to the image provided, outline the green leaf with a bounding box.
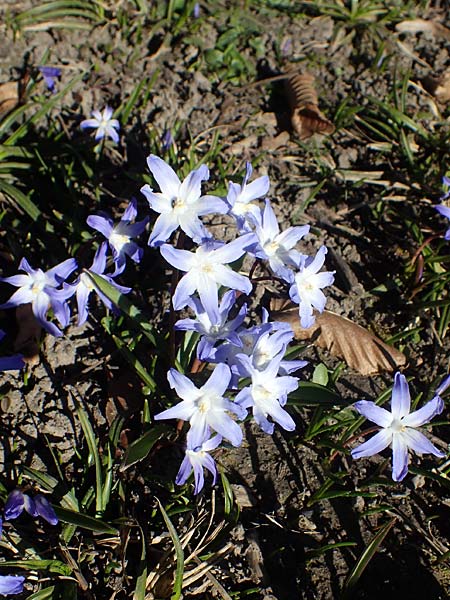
[312,363,329,386]
[122,423,168,469]
[133,526,147,600]
[342,518,396,597]
[0,180,40,221]
[157,500,184,600]
[53,506,119,535]
[0,559,71,575]
[24,587,57,600]
[86,270,160,347]
[288,382,345,406]
[112,334,157,392]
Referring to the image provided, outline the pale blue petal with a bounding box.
[179,164,209,204]
[353,401,392,427]
[0,575,25,595]
[0,274,29,287]
[87,214,113,238]
[122,198,138,221]
[391,372,410,419]
[351,429,392,459]
[148,212,179,246]
[392,433,409,481]
[213,264,252,295]
[207,412,242,446]
[47,258,78,285]
[154,400,195,422]
[201,363,231,396]
[172,273,198,310]
[401,429,445,457]
[402,396,444,428]
[0,287,33,309]
[175,455,192,486]
[195,195,228,216]
[167,368,198,400]
[147,155,180,198]
[240,175,270,203]
[159,244,194,272]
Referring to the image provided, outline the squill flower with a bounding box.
[351,372,447,481]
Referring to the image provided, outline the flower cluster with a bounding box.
[144,156,334,492]
[0,198,147,334]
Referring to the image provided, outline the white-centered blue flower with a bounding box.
[141,155,227,246]
[288,246,335,329]
[226,162,269,232]
[0,257,77,337]
[176,434,222,495]
[175,290,247,361]
[87,198,149,275]
[249,200,310,280]
[235,353,299,434]
[351,372,446,482]
[154,364,245,448]
[160,236,253,319]
[80,106,120,143]
[65,243,131,326]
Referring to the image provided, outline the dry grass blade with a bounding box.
[270,301,406,376]
[396,18,450,41]
[0,81,19,119]
[285,71,335,140]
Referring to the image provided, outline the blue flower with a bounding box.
[0,575,25,595]
[288,246,335,329]
[141,155,227,247]
[0,258,77,337]
[154,364,245,448]
[235,353,299,434]
[160,236,253,319]
[80,106,120,143]
[351,372,446,481]
[226,162,269,233]
[65,243,131,326]
[176,434,222,494]
[87,198,149,275]
[175,290,247,361]
[4,490,58,525]
[38,66,61,93]
[248,200,310,281]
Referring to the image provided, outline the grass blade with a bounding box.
[342,518,396,597]
[157,499,184,600]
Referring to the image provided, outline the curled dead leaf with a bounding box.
[422,69,450,104]
[0,81,19,119]
[270,300,406,376]
[285,71,335,140]
[396,18,450,41]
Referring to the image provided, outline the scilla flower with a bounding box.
[80,106,120,143]
[351,372,447,481]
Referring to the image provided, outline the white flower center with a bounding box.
[390,417,405,433]
[253,384,272,405]
[198,397,211,413]
[110,232,130,252]
[80,272,95,291]
[263,240,279,257]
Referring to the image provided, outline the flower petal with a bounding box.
[401,395,444,428]
[392,433,409,481]
[400,428,445,457]
[179,164,209,204]
[87,215,113,238]
[0,575,25,595]
[147,155,180,198]
[353,401,392,427]
[351,429,392,459]
[391,372,410,419]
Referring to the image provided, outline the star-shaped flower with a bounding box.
[288,246,335,329]
[80,106,120,143]
[351,372,446,481]
[154,364,245,448]
[141,155,227,246]
[226,162,270,233]
[87,198,148,275]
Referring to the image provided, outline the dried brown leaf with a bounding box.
[0,81,19,119]
[270,300,406,376]
[425,69,450,104]
[284,72,334,140]
[396,18,450,40]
